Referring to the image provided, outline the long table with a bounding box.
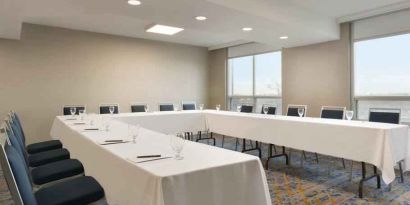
[116,110,409,185]
[51,110,410,202]
[50,115,271,205]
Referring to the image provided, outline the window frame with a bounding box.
[351,29,410,122]
[226,50,282,111]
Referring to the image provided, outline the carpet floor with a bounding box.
[1,134,410,205]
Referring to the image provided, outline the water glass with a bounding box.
[109,106,115,114]
[79,109,86,121]
[346,110,354,120]
[298,108,304,117]
[199,104,204,111]
[129,124,140,144]
[263,106,269,114]
[144,105,149,112]
[236,105,242,113]
[70,107,76,116]
[88,113,96,126]
[216,104,221,111]
[170,133,185,160]
[102,116,111,131]
[174,105,179,111]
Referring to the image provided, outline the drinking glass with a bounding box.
[174,105,179,111]
[79,109,86,121]
[216,104,221,111]
[144,105,149,112]
[129,124,140,144]
[70,107,76,117]
[102,116,111,131]
[199,104,204,111]
[297,108,304,117]
[263,106,269,115]
[109,106,115,115]
[236,105,242,113]
[346,110,354,120]
[170,133,185,160]
[88,113,96,126]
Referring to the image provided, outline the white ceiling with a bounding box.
[1,0,410,49]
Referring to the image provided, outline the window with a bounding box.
[228,51,282,114]
[354,33,410,122]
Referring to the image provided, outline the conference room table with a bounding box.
[50,113,271,205]
[51,109,410,202]
[117,110,409,183]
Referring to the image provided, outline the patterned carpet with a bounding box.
[1,134,410,205]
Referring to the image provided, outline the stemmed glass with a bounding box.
[199,104,204,111]
[70,107,77,117]
[102,116,111,131]
[144,105,149,112]
[88,113,96,126]
[79,109,86,121]
[174,105,179,111]
[236,105,242,112]
[298,108,304,117]
[263,106,269,115]
[129,124,140,144]
[109,106,115,115]
[170,133,185,160]
[216,104,221,111]
[346,110,354,120]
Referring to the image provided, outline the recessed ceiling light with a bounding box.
[128,0,141,6]
[280,36,289,39]
[146,24,184,35]
[242,27,253,31]
[195,16,207,21]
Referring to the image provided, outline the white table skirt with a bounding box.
[205,110,409,184]
[50,116,271,205]
[114,110,409,185]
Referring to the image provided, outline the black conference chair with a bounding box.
[260,105,276,115]
[182,102,196,110]
[2,128,84,187]
[159,103,174,111]
[5,123,70,168]
[10,111,63,154]
[131,104,147,113]
[63,105,86,115]
[99,104,119,114]
[3,143,105,205]
[320,106,346,120]
[356,108,403,198]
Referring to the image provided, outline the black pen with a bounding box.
[137,155,161,158]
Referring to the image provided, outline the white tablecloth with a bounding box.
[50,116,271,205]
[205,110,410,184]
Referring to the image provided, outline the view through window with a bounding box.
[354,33,410,122]
[228,51,282,114]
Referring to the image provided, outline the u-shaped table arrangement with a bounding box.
[51,110,410,204]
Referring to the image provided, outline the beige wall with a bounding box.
[282,23,351,116]
[207,48,227,109]
[0,24,209,143]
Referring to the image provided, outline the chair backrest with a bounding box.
[369,108,401,124]
[63,105,86,115]
[159,103,174,111]
[9,111,26,145]
[4,124,29,166]
[287,104,307,117]
[99,104,120,114]
[130,104,147,113]
[4,143,38,205]
[320,106,346,120]
[182,101,196,110]
[260,105,276,115]
[240,105,253,113]
[0,128,25,205]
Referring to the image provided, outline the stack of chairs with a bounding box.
[1,111,106,205]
